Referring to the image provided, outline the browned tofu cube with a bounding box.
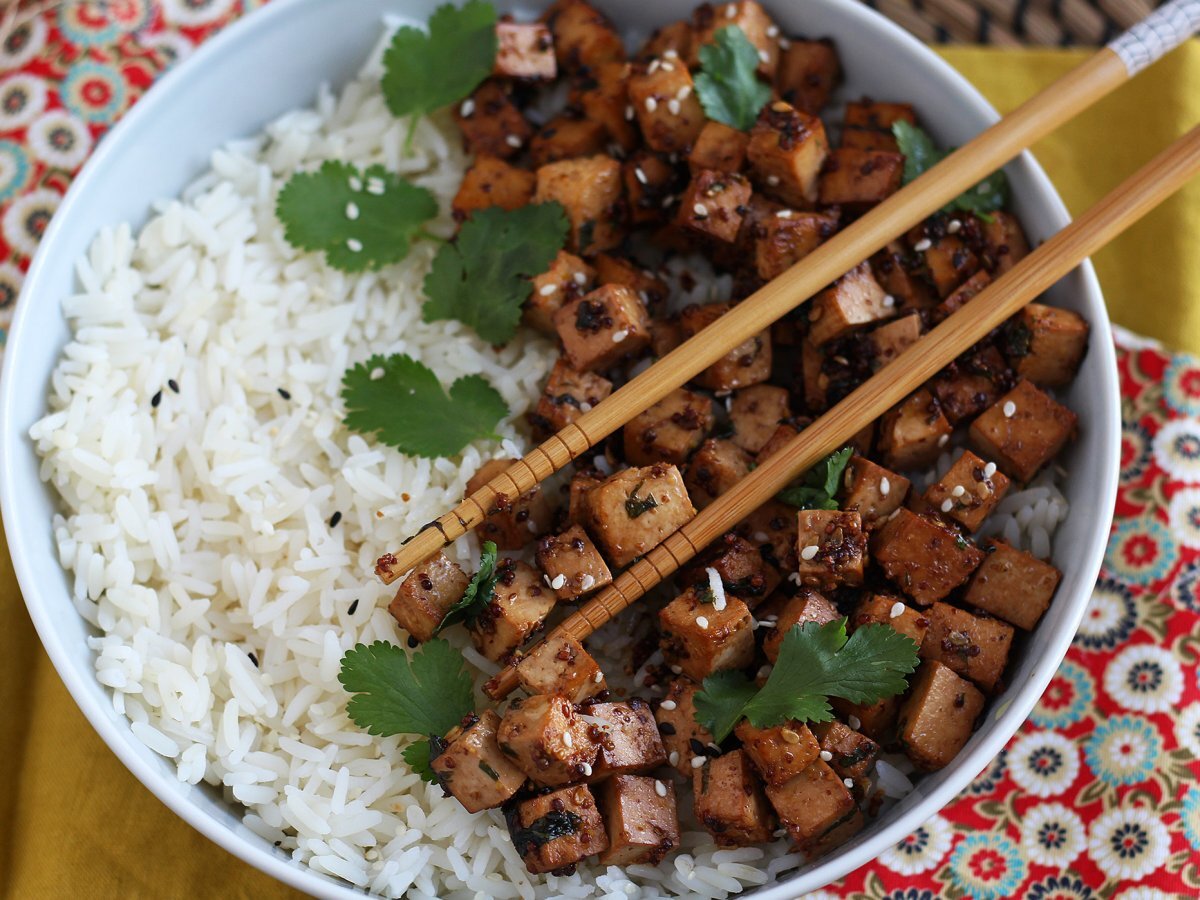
[587,699,668,779]
[638,22,692,62]
[577,60,638,152]
[873,240,936,311]
[760,589,839,663]
[920,602,1014,693]
[680,532,780,608]
[979,209,1030,276]
[529,360,612,439]
[776,39,840,115]
[966,539,1062,630]
[650,315,684,357]
[852,592,929,649]
[624,387,715,466]
[530,115,609,167]
[916,232,978,298]
[1007,303,1089,388]
[809,261,893,345]
[764,759,857,850]
[627,58,706,154]
[432,710,526,813]
[677,170,753,244]
[467,459,554,550]
[495,21,557,80]
[685,438,754,509]
[932,344,1010,425]
[831,696,900,743]
[597,775,681,865]
[735,719,821,786]
[543,0,626,72]
[454,80,532,159]
[525,251,597,335]
[969,381,1077,482]
[535,524,613,601]
[868,312,922,370]
[510,783,609,874]
[659,588,755,682]
[754,421,801,464]
[810,720,879,781]
[516,633,607,702]
[593,254,670,310]
[737,498,800,571]
[586,464,696,568]
[469,559,557,662]
[871,509,984,606]
[845,99,916,132]
[841,126,898,152]
[679,303,772,392]
[535,155,625,255]
[623,151,681,226]
[452,156,536,221]
[388,551,469,642]
[931,269,991,325]
[568,469,603,526]
[877,388,953,471]
[554,285,651,373]
[753,209,838,280]
[498,693,599,786]
[800,337,828,411]
[898,660,985,771]
[655,678,715,775]
[796,510,867,590]
[839,455,910,530]
[729,384,791,454]
[923,449,1012,533]
[691,1,781,78]
[818,148,904,208]
[688,121,751,175]
[747,102,829,207]
[694,750,777,846]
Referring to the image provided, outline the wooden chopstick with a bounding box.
[482,123,1200,699]
[378,0,1200,583]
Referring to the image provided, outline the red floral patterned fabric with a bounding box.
[3,4,1200,900]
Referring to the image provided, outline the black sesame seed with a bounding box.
[329,511,343,528]
[689,737,706,754]
[348,598,359,616]
[407,635,419,649]
[248,651,259,668]
[277,388,291,400]
[151,390,162,408]
[168,379,180,393]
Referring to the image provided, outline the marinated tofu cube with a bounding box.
[638,21,693,62]
[931,269,991,325]
[830,696,900,742]
[577,60,638,151]
[624,387,715,466]
[979,210,1030,276]
[650,314,684,358]
[730,384,791,454]
[535,155,625,255]
[916,232,978,298]
[587,699,668,779]
[469,559,557,662]
[932,345,1010,425]
[517,633,608,702]
[800,337,828,411]
[764,759,858,850]
[839,455,910,529]
[920,601,1014,693]
[677,170,753,244]
[818,148,904,209]
[796,510,867,590]
[495,21,557,80]
[775,39,840,114]
[754,209,838,280]
[755,420,801,463]
[530,114,610,167]
[685,438,754,509]
[467,459,554,550]
[872,240,936,311]
[877,387,953,471]
[655,678,715,776]
[454,80,532,159]
[923,449,1012,533]
[868,312,921,370]
[586,464,696,568]
[680,532,780,608]
[679,303,772,391]
[432,710,526,813]
[498,693,599,786]
[388,551,469,642]
[542,0,626,71]
[808,261,893,345]
[760,589,839,663]
[871,509,984,606]
[593,254,670,310]
[965,539,1062,630]
[841,126,898,152]
[1007,302,1090,388]
[968,381,1077,482]
[568,469,604,525]
[898,660,985,771]
[735,719,821,786]
[554,284,652,373]
[627,58,706,154]
[689,121,751,174]
[747,102,830,207]
[810,720,879,781]
[842,100,915,152]
[659,588,755,682]
[737,498,800,571]
[692,1,781,77]
[852,592,929,648]
[597,774,681,865]
[526,251,597,335]
[536,524,613,601]
[510,783,609,874]
[530,360,613,439]
[452,156,536,221]
[624,151,681,226]
[694,750,777,846]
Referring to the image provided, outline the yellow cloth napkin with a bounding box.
[2,43,1199,900]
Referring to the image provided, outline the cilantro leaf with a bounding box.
[694,26,772,132]
[435,541,500,634]
[694,620,919,741]
[338,639,474,738]
[276,161,437,272]
[892,120,1010,220]
[777,447,853,510]
[382,1,498,123]
[401,738,440,783]
[422,203,569,344]
[341,354,509,458]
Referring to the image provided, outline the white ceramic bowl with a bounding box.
[0,0,1119,896]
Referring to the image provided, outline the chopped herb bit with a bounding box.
[954,534,970,551]
[694,26,772,132]
[625,481,659,519]
[510,809,582,858]
[479,760,500,781]
[401,737,441,784]
[1003,320,1033,359]
[777,447,853,510]
[892,121,1009,220]
[436,541,500,633]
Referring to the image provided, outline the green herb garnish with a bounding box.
[892,121,1010,220]
[776,447,854,510]
[625,481,658,519]
[511,810,582,857]
[694,26,772,132]
[435,541,500,634]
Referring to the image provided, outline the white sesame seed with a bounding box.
[726,3,737,17]
[370,367,384,381]
[880,477,891,497]
[1003,401,1017,418]
[757,665,773,679]
[766,24,779,37]
[527,521,538,533]
[634,167,648,185]
[573,271,587,285]
[611,329,629,343]
[563,731,574,747]
[800,544,819,561]
[983,462,997,478]
[776,209,793,219]
[952,484,966,498]
[882,294,896,308]
[786,573,801,586]
[581,574,595,590]
[948,219,962,234]
[693,202,708,218]
[580,763,592,776]
[914,238,932,252]
[593,670,604,683]
[696,616,710,629]
[669,751,680,766]
[778,37,791,49]
[661,61,675,72]
[579,401,592,412]
[345,202,359,220]
[346,238,363,252]
[660,699,677,711]
[655,780,668,797]
[890,600,906,619]
[648,59,661,74]
[691,755,707,768]
[645,97,658,113]
[551,573,567,590]
[348,176,362,191]
[848,715,862,730]
[543,574,553,587]
[844,777,855,788]
[774,827,789,838]
[670,665,683,674]
[664,48,679,59]
[625,104,635,121]
[820,750,833,761]
[938,433,950,447]
[753,531,770,543]
[459,98,475,117]
[766,174,780,186]
[366,177,385,195]
[667,98,681,115]
[940,498,954,513]
[676,85,692,100]
[758,49,770,64]
[505,134,522,148]
[539,283,557,296]
[661,194,677,208]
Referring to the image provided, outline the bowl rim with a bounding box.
[0,0,1120,897]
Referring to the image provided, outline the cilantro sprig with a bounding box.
[435,541,500,634]
[423,203,569,344]
[694,619,919,742]
[777,447,853,510]
[341,354,509,458]
[892,121,1010,220]
[694,26,772,132]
